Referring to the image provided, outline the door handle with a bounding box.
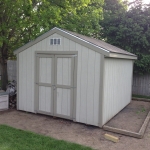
[53,86,56,90]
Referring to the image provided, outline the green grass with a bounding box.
[132,94,150,99]
[0,125,92,150]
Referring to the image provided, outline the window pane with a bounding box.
[50,39,53,45]
[54,39,57,45]
[57,39,60,45]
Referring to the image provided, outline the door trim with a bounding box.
[34,51,78,121]
[36,51,78,55]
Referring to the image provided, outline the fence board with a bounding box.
[7,60,17,81]
[132,74,150,96]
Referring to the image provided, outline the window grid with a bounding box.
[50,38,61,45]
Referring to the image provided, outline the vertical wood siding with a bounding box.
[132,74,150,96]
[18,33,101,126]
[102,58,133,125]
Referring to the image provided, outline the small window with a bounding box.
[50,38,61,45]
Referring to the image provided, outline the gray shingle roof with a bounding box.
[64,29,136,57]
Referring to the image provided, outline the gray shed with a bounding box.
[14,27,137,127]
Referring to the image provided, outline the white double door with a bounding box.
[35,54,75,120]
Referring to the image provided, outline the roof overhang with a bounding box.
[108,52,137,60]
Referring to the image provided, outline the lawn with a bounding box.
[0,125,92,150]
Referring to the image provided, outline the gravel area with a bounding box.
[0,100,150,150]
[105,101,150,132]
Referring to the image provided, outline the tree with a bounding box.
[100,0,150,74]
[0,0,62,90]
[42,0,104,38]
[0,0,104,90]
[1,1,32,89]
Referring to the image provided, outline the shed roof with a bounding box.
[14,27,137,60]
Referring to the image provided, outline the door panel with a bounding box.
[36,55,54,115]
[54,55,74,119]
[57,58,71,86]
[39,86,52,112]
[56,88,71,116]
[39,58,52,84]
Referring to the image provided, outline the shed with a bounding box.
[14,27,137,127]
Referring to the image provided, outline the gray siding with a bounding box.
[132,74,150,96]
[18,33,102,126]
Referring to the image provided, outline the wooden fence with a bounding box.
[132,74,150,96]
[7,60,17,81]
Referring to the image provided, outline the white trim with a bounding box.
[14,28,109,55]
[108,52,137,60]
[55,27,109,53]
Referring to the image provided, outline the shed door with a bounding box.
[54,55,74,119]
[36,55,54,115]
[36,54,75,120]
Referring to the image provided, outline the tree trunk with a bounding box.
[1,60,8,91]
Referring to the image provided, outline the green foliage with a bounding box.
[0,0,42,57]
[0,0,104,89]
[0,125,92,150]
[137,107,146,114]
[100,0,150,74]
[43,0,104,38]
[0,0,104,58]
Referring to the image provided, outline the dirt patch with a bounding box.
[105,101,150,132]
[0,101,150,150]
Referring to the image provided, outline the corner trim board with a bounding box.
[98,54,104,127]
[17,54,19,110]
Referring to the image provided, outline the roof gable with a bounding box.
[14,27,137,60]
